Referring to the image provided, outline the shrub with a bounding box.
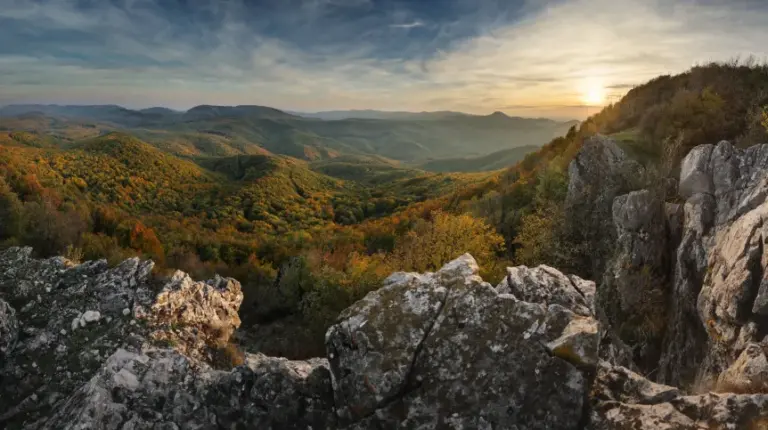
[210,342,246,369]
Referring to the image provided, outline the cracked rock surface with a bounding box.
[327,254,598,429]
[565,135,644,279]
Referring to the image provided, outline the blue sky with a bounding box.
[1,0,767,119]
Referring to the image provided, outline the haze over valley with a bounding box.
[0,103,576,168]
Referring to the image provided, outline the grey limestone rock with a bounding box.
[327,254,599,429]
[0,298,18,365]
[565,134,644,279]
[591,362,768,429]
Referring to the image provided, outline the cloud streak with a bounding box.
[390,20,426,29]
[1,0,767,119]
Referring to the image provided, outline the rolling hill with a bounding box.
[419,145,540,172]
[0,104,576,166]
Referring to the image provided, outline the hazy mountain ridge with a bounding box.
[418,144,540,172]
[290,109,472,121]
[0,103,575,165]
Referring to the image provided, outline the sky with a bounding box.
[1,0,768,119]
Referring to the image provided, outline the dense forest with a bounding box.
[2,61,768,358]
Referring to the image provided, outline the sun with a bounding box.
[583,82,606,106]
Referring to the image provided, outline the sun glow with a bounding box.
[583,81,606,106]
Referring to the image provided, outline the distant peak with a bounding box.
[489,111,509,118]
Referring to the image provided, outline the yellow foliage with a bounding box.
[391,210,504,278]
[761,107,768,132]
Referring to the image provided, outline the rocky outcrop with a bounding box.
[147,270,243,363]
[0,247,244,428]
[591,362,768,429]
[659,141,768,387]
[0,249,155,426]
[36,348,335,430]
[565,137,675,373]
[565,134,644,279]
[601,189,671,372]
[327,255,598,429]
[1,248,606,429]
[568,137,768,390]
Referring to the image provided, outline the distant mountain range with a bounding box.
[288,109,470,121]
[0,104,577,165]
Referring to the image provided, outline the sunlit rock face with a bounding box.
[659,142,768,387]
[591,361,768,430]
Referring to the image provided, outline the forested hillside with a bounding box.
[418,145,540,172]
[0,129,498,357]
[2,61,767,358]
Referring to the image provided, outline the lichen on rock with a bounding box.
[327,254,598,429]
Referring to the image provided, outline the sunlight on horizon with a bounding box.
[581,79,607,107]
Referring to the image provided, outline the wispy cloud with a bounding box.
[1,0,767,118]
[390,20,426,29]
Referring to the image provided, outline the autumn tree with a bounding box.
[392,211,504,279]
[116,220,165,263]
[22,197,89,256]
[0,177,23,243]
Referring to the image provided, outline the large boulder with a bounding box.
[327,254,599,429]
[717,343,768,393]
